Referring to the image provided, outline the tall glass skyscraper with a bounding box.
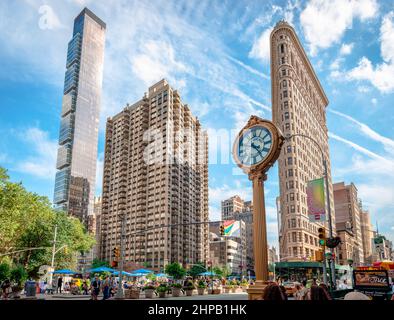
[54,8,106,227]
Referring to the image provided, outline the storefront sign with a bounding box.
[353,270,390,291]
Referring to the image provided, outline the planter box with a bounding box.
[144,289,155,299]
[197,288,205,295]
[158,291,166,298]
[125,289,140,299]
[208,289,221,295]
[185,289,193,296]
[172,287,181,297]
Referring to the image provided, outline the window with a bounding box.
[291,218,296,228]
[290,193,295,201]
[281,57,285,64]
[284,112,290,120]
[292,232,297,242]
[288,169,293,177]
[280,44,284,53]
[288,157,293,165]
[287,145,292,153]
[283,80,287,87]
[283,90,288,98]
[282,69,286,76]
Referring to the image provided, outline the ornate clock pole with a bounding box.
[233,115,284,300]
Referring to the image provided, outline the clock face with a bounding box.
[237,126,273,166]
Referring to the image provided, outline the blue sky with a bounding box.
[1,0,394,247]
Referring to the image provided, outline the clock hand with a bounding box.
[251,143,263,157]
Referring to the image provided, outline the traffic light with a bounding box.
[112,247,120,259]
[326,236,341,248]
[318,227,326,246]
[220,225,225,236]
[315,250,324,262]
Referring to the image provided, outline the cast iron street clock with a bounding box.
[233,116,284,176]
[232,115,284,300]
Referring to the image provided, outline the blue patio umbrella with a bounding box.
[131,268,153,274]
[155,273,168,277]
[51,269,76,275]
[113,271,134,277]
[87,266,116,273]
[199,271,218,276]
[129,272,148,277]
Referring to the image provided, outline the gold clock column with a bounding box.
[247,171,269,299]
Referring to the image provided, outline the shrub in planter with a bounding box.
[171,283,182,297]
[183,281,195,296]
[156,285,168,298]
[197,280,206,295]
[143,285,156,299]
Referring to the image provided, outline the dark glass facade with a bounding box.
[53,8,106,225]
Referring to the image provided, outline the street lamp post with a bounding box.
[285,134,336,289]
[115,214,126,299]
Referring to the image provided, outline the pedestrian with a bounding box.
[344,291,371,300]
[91,276,101,300]
[279,285,288,300]
[319,283,332,300]
[308,285,331,301]
[102,276,110,300]
[57,276,63,294]
[1,278,12,300]
[82,280,89,295]
[261,283,285,300]
[297,280,308,300]
[294,284,302,300]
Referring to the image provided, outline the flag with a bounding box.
[306,178,326,222]
[223,220,241,237]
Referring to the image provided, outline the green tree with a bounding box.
[188,262,206,278]
[0,261,11,282]
[165,262,186,280]
[10,265,28,289]
[0,166,95,278]
[91,258,109,269]
[213,266,223,277]
[221,266,231,278]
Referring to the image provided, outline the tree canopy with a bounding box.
[188,262,206,278]
[0,166,95,278]
[165,262,186,280]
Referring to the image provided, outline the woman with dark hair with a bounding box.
[309,285,331,300]
[262,283,285,300]
[319,283,332,300]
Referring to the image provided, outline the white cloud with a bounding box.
[300,0,378,55]
[371,98,377,105]
[249,26,274,62]
[340,43,354,56]
[209,184,252,209]
[330,109,394,155]
[357,85,371,93]
[345,12,394,93]
[131,40,188,87]
[15,127,57,179]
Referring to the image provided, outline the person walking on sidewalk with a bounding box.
[102,276,110,300]
[57,277,63,294]
[1,278,12,300]
[91,276,101,300]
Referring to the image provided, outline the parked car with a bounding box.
[282,281,301,296]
